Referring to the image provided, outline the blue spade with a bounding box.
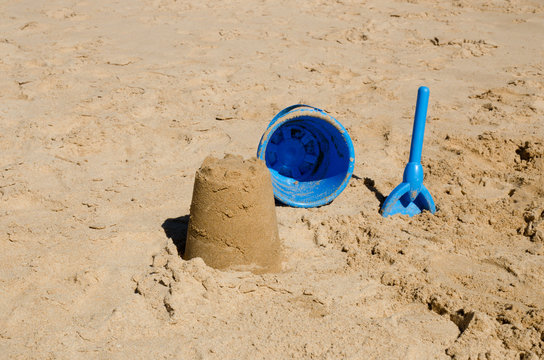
[381,86,436,217]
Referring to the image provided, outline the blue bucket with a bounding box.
[257,105,355,208]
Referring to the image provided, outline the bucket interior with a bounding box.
[263,116,352,207]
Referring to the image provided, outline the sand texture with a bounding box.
[1,0,544,359]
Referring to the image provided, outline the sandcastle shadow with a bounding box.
[162,215,190,256]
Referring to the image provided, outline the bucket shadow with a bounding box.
[161,215,190,256]
[274,199,290,207]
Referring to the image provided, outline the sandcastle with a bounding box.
[184,154,282,273]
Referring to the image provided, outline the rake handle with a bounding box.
[408,86,430,164]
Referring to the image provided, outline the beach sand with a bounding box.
[1,0,543,358]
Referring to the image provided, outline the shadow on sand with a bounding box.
[161,215,190,256]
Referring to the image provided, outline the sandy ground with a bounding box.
[1,0,544,359]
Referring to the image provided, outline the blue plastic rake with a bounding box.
[381,86,436,217]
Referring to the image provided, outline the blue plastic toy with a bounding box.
[257,105,355,208]
[381,86,436,217]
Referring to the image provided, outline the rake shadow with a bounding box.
[361,176,386,207]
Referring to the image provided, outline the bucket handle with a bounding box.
[269,104,326,127]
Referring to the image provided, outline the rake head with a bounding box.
[381,181,435,217]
